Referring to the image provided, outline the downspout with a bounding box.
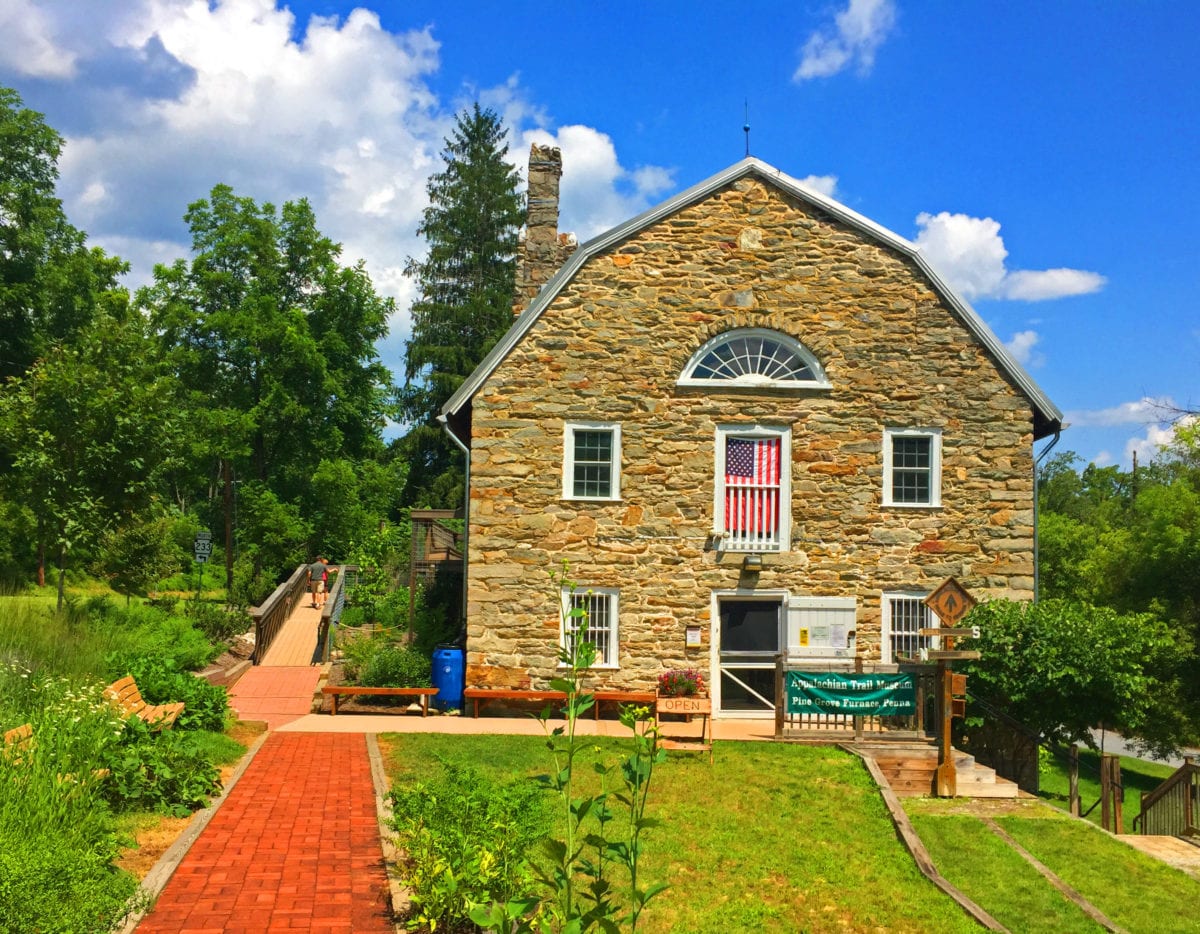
[1032,427,1062,602]
[437,413,470,642]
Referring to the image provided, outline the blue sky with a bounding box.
[2,1,1196,465]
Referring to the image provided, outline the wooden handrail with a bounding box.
[1133,760,1198,835]
[317,565,355,663]
[248,564,310,664]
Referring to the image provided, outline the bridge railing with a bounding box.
[1135,757,1198,836]
[249,564,310,664]
[317,565,356,663]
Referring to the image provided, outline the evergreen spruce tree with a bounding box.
[398,104,524,507]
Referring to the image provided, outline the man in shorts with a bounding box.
[308,557,327,608]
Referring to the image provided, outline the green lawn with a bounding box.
[380,734,981,934]
[908,799,1200,934]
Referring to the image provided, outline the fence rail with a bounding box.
[248,564,310,664]
[1135,759,1198,836]
[317,565,355,663]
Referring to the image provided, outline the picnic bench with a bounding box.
[104,676,185,729]
[321,685,438,716]
[464,687,657,719]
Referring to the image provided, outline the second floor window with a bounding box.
[563,422,621,500]
[715,427,789,552]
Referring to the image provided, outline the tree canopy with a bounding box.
[398,104,524,507]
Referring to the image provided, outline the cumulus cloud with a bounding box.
[797,174,839,198]
[1005,330,1042,367]
[7,0,673,378]
[914,211,1106,302]
[794,0,897,80]
[0,0,78,78]
[1125,417,1196,466]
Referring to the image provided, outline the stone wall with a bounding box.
[466,176,1036,691]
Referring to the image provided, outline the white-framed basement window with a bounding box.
[882,428,942,507]
[561,587,619,668]
[563,422,621,501]
[881,593,942,664]
[679,328,831,389]
[714,425,790,552]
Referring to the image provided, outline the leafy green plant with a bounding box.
[360,645,431,688]
[106,653,228,731]
[470,563,666,933]
[390,761,548,932]
[103,717,222,816]
[185,598,250,643]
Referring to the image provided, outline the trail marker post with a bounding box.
[922,578,978,797]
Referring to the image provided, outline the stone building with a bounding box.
[439,153,1062,717]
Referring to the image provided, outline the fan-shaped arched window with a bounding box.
[678,328,830,389]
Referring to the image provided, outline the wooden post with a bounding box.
[1100,752,1113,832]
[1110,755,1123,834]
[1068,745,1080,817]
[935,660,957,797]
[774,654,785,740]
[853,655,864,743]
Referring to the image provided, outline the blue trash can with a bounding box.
[432,645,465,711]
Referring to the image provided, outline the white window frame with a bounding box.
[882,428,942,508]
[562,422,621,501]
[560,587,619,669]
[713,424,791,553]
[881,592,942,665]
[678,327,831,390]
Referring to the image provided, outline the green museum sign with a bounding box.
[785,672,916,716]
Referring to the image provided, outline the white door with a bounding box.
[716,597,783,716]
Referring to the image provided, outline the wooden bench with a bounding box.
[4,723,110,782]
[321,685,438,716]
[464,688,658,719]
[104,676,185,729]
[3,723,33,763]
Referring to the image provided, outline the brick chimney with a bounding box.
[514,144,576,315]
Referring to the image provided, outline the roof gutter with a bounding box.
[437,413,471,640]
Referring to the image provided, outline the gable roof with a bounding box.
[441,157,1063,439]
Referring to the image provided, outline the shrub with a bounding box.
[185,599,250,643]
[391,761,548,932]
[106,653,229,731]
[360,645,431,688]
[103,718,222,816]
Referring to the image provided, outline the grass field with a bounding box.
[1038,746,1178,834]
[909,798,1200,933]
[380,733,981,934]
[382,734,1200,933]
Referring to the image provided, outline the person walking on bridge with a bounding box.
[308,557,328,608]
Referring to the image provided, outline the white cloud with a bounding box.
[0,0,77,78]
[1124,417,1196,466]
[520,125,675,240]
[14,0,673,384]
[794,0,897,81]
[914,211,1106,302]
[798,174,839,198]
[1065,396,1177,427]
[1005,329,1042,367]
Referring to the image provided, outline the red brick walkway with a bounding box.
[137,733,393,933]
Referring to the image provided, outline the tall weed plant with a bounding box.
[470,563,667,933]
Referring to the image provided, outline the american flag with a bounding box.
[725,437,781,540]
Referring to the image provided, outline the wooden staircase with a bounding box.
[857,740,1020,798]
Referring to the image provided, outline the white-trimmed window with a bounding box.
[882,593,941,664]
[563,422,621,500]
[714,426,790,552]
[883,428,942,507]
[561,587,619,668]
[679,328,830,389]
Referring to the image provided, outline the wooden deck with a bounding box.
[259,599,322,666]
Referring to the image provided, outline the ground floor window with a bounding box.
[562,587,619,668]
[882,593,940,663]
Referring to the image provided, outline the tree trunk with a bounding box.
[223,458,234,594]
[36,540,45,588]
[56,547,66,612]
